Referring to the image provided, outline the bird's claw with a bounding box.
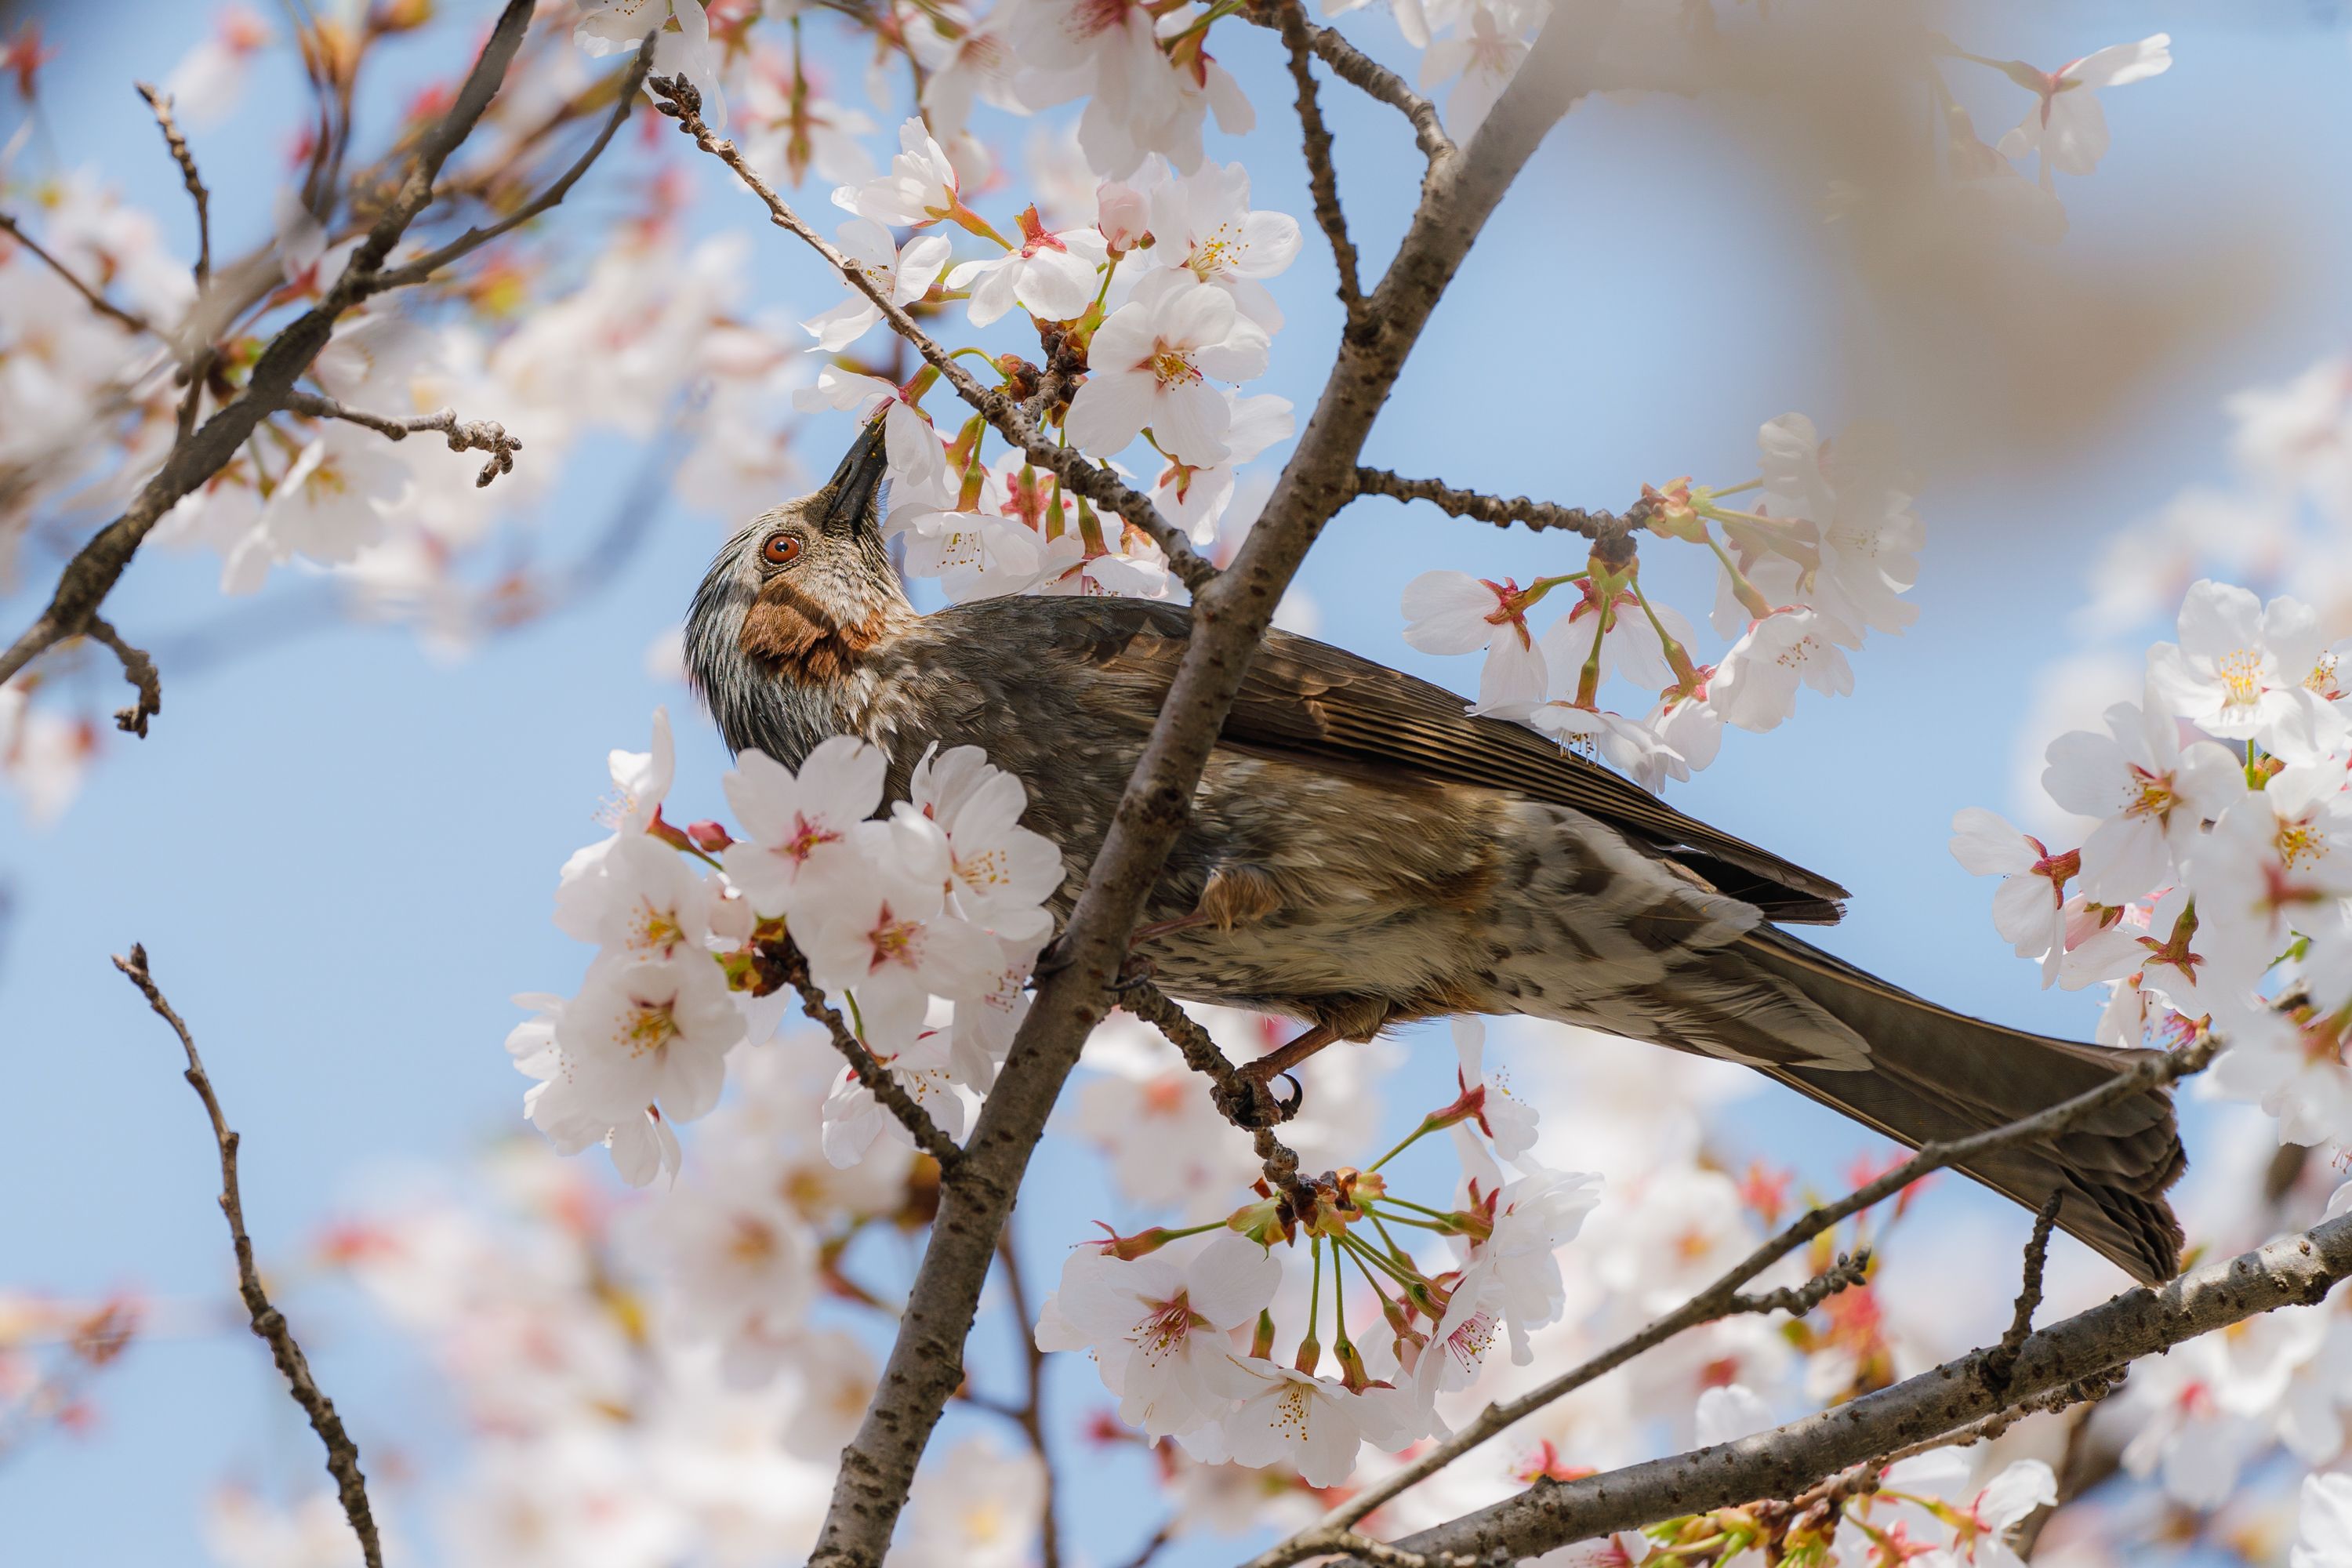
[1216,1069,1302,1131]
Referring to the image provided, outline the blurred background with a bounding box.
[3,0,2351,1563]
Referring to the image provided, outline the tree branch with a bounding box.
[1245,5,1454,165]
[1281,1031,2216,1544]
[1388,1210,2352,1563]
[135,81,210,291]
[795,6,1623,1562]
[1722,1249,1869,1319]
[0,0,593,695]
[763,936,966,1174]
[1272,0,1361,312]
[644,75,1218,596]
[0,212,156,337]
[993,1229,1062,1568]
[281,390,523,488]
[112,944,383,1568]
[1984,1189,2063,1397]
[84,617,161,738]
[1119,975,1312,1210]
[1352,466,1645,539]
[371,45,653,292]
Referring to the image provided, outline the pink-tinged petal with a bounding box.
[1192,317,1271,383]
[894,233,954,302]
[1159,277,1238,348]
[1992,873,2060,955]
[1086,303,1156,370]
[1402,571,1505,653]
[2042,90,2111,176]
[1477,631,1549,711]
[2177,578,2266,663]
[2079,814,2169,905]
[1013,247,1100,322]
[803,296,882,351]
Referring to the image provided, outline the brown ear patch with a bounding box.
[739,579,902,683]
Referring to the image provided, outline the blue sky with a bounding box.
[4,2,2351,1563]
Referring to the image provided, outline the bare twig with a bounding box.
[1244,5,1453,164]
[1114,1519,1180,1568]
[1723,1250,1870,1319]
[797,8,1622,1561]
[372,44,654,292]
[1119,975,1312,1207]
[0,212,157,337]
[1353,466,1644,539]
[994,1230,1063,1568]
[113,944,383,1568]
[763,937,966,1173]
[282,390,523,487]
[84,617,161,738]
[1283,1032,2216,1547]
[0,0,565,693]
[643,75,1217,595]
[1250,1530,1477,1568]
[135,82,210,290]
[1982,1190,2063,1397]
[1272,0,1361,312]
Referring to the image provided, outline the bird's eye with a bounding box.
[763,532,804,567]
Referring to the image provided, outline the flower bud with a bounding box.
[1096,180,1151,255]
[684,819,735,851]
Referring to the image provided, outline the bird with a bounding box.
[685,417,2187,1284]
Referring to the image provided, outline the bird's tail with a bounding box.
[1737,928,2187,1285]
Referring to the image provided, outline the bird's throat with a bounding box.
[738,577,910,684]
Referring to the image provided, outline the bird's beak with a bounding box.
[819,416,890,536]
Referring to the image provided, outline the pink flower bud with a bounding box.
[1096,180,1151,255]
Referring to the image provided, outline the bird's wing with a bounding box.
[1024,596,1849,922]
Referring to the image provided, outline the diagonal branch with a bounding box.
[1245,5,1454,165]
[372,45,653,292]
[1119,975,1312,1210]
[795,6,1625,1563]
[763,936,966,1173]
[0,212,158,337]
[1391,1207,2352,1563]
[136,82,211,291]
[282,390,523,487]
[0,0,583,695]
[644,75,1217,595]
[1353,466,1644,538]
[1277,1031,2216,1548]
[113,944,383,1568]
[1272,0,1362,312]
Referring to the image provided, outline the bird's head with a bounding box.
[685,415,916,715]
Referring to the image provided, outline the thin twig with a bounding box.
[643,74,1216,595]
[0,0,558,692]
[1248,1529,1477,1568]
[0,212,157,336]
[84,617,161,738]
[763,937,966,1173]
[1272,0,1361,312]
[994,1229,1062,1568]
[372,44,653,292]
[135,82,210,290]
[1281,1033,2217,1547]
[282,390,522,487]
[1723,1250,1870,1319]
[1243,5,1453,164]
[1114,1519,1181,1568]
[112,944,383,1568]
[1983,1190,2063,1397]
[1353,466,1643,539]
[1117,976,1312,1211]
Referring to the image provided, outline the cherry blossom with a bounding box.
[1065,273,1271,464]
[1948,808,2074,980]
[2150,581,2349,762]
[2039,683,2245,903]
[1145,161,1302,330]
[835,118,972,230]
[896,1438,1046,1568]
[906,743,1067,943]
[1040,1233,1279,1436]
[1708,609,1855,733]
[1400,570,1547,711]
[1466,1162,1604,1360]
[800,220,952,350]
[554,955,745,1127]
[946,208,1108,327]
[1419,6,1528,140]
[576,0,729,131]
[720,737,887,916]
[1994,35,2172,177]
[1755,413,1922,638]
[1206,1356,1400,1487]
[818,1026,973,1167]
[220,424,411,593]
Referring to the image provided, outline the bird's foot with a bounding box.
[1110,955,1157,993]
[1215,1069,1301,1130]
[1127,911,1214,948]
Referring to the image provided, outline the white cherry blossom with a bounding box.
[720,737,887,916]
[1400,570,1546,711]
[2040,684,2245,903]
[1065,273,1270,464]
[2150,581,2349,762]
[800,220,952,350]
[946,209,1107,327]
[1041,1234,1279,1436]
[1709,608,1855,733]
[1995,35,2172,177]
[554,954,745,1126]
[1145,160,1301,330]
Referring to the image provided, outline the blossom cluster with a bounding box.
[511,710,1061,1185]
[1402,413,1920,790]
[1953,579,2352,1141]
